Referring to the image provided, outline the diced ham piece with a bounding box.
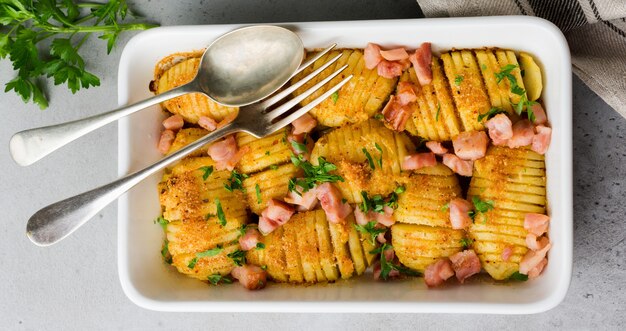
[449,249,482,283]
[264,199,295,225]
[449,198,473,230]
[485,113,513,146]
[376,232,387,243]
[258,216,280,235]
[354,206,395,227]
[373,261,401,281]
[382,96,414,131]
[426,141,448,155]
[198,116,218,131]
[207,135,249,171]
[231,264,267,290]
[409,42,433,86]
[384,247,395,262]
[316,183,352,223]
[519,242,551,275]
[395,81,418,105]
[239,228,261,251]
[442,153,474,177]
[380,47,409,61]
[507,119,534,149]
[401,153,437,170]
[502,246,514,262]
[526,233,550,251]
[531,125,552,155]
[377,60,404,79]
[157,129,176,154]
[452,131,489,161]
[364,43,383,70]
[399,58,412,70]
[524,213,550,236]
[424,259,455,287]
[284,186,319,211]
[353,207,371,226]
[531,103,548,125]
[527,258,548,279]
[292,113,317,135]
[376,206,395,227]
[162,114,184,130]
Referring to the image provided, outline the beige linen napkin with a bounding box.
[417,0,626,118]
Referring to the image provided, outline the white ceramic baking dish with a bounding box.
[117,16,572,313]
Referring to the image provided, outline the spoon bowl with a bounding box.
[9,25,304,167]
[198,25,304,106]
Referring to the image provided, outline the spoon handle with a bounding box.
[26,122,237,246]
[9,82,198,166]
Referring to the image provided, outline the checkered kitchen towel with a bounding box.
[417,0,626,118]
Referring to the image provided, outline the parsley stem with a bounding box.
[50,6,77,28]
[39,23,158,34]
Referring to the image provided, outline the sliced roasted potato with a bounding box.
[519,52,543,101]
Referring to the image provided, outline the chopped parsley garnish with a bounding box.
[288,155,344,195]
[495,64,537,121]
[459,237,474,249]
[227,249,247,266]
[441,203,450,211]
[454,74,464,86]
[435,102,441,122]
[374,113,384,120]
[161,239,172,264]
[215,198,226,226]
[508,271,529,281]
[469,196,494,222]
[495,64,519,85]
[261,265,268,270]
[394,186,406,194]
[269,164,279,170]
[481,63,487,71]
[371,244,420,280]
[238,224,249,237]
[224,170,248,192]
[341,198,348,204]
[256,242,266,250]
[188,245,224,269]
[331,91,339,104]
[290,139,308,153]
[154,216,168,231]
[362,148,375,170]
[374,143,383,168]
[199,166,214,180]
[477,107,508,122]
[208,274,233,285]
[354,221,387,244]
[265,151,270,156]
[359,190,403,213]
[255,184,262,204]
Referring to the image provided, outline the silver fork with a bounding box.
[26,52,351,246]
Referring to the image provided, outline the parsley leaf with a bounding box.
[269,164,279,170]
[435,102,441,122]
[354,221,387,244]
[208,274,233,285]
[256,242,265,250]
[153,216,168,231]
[360,190,403,213]
[188,245,224,269]
[288,155,344,193]
[469,196,494,222]
[509,271,529,281]
[290,140,308,154]
[227,249,247,266]
[199,166,214,180]
[374,113,384,120]
[224,170,248,192]
[374,244,421,280]
[331,91,339,104]
[394,186,406,194]
[255,184,262,204]
[374,143,383,168]
[477,107,507,122]
[362,148,375,170]
[161,239,172,264]
[454,74,464,86]
[0,0,157,108]
[441,203,450,211]
[215,198,226,226]
[459,237,474,249]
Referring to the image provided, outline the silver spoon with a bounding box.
[10,25,304,166]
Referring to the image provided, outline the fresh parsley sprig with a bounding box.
[495,64,537,122]
[354,221,387,244]
[224,170,248,192]
[370,244,420,280]
[188,245,224,269]
[477,107,507,122]
[208,274,233,285]
[227,249,246,266]
[288,155,344,195]
[359,188,404,213]
[0,0,157,109]
[468,196,494,222]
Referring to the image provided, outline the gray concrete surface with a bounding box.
[1,0,624,329]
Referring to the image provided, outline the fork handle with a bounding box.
[26,122,237,246]
[10,82,198,166]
